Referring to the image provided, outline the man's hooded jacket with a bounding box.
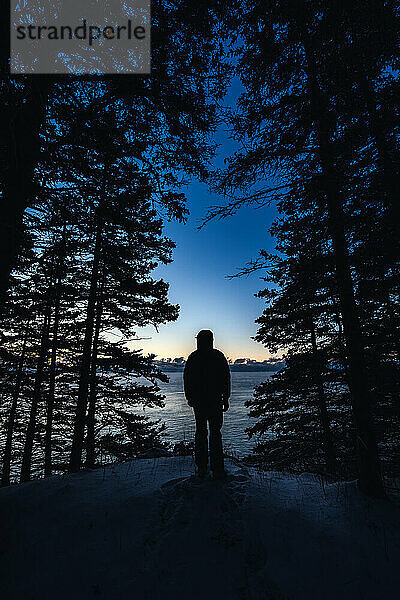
[183,331,231,408]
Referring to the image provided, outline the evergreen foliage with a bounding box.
[205,0,400,495]
[0,3,229,482]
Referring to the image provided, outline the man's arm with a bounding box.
[183,354,194,406]
[220,353,231,411]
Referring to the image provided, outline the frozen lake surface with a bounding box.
[144,371,273,457]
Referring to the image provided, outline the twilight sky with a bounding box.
[134,82,279,361]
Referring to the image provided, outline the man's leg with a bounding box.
[194,408,208,474]
[209,408,224,476]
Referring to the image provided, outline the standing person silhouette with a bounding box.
[183,330,231,479]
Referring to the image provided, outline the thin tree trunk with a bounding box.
[44,222,67,477]
[385,296,400,364]
[44,257,65,476]
[304,42,384,497]
[20,301,52,483]
[1,316,31,486]
[318,127,383,496]
[309,321,336,473]
[69,165,108,473]
[68,224,101,472]
[85,270,105,469]
[329,296,349,380]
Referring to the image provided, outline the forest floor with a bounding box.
[1,456,399,600]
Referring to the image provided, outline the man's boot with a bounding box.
[196,467,208,478]
[212,469,226,480]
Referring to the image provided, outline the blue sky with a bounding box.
[133,81,280,361]
[135,180,278,361]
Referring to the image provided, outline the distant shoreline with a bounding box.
[159,365,282,373]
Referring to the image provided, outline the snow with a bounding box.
[1,457,399,599]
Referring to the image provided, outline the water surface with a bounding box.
[145,371,273,456]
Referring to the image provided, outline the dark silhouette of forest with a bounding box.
[0,1,399,499]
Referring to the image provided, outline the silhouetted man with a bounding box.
[183,330,231,479]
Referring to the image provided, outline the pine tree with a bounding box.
[204,0,400,495]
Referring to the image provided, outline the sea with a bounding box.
[144,371,273,457]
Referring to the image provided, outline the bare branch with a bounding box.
[198,183,291,229]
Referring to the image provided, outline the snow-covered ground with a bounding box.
[1,456,399,599]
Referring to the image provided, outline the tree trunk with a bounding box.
[1,316,31,486]
[309,321,336,473]
[68,226,101,472]
[68,165,108,473]
[44,266,64,476]
[385,296,400,364]
[44,223,67,477]
[20,301,52,483]
[85,271,105,469]
[323,182,383,496]
[304,42,384,497]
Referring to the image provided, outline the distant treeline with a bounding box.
[156,362,284,373]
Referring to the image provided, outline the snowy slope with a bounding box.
[1,457,399,600]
